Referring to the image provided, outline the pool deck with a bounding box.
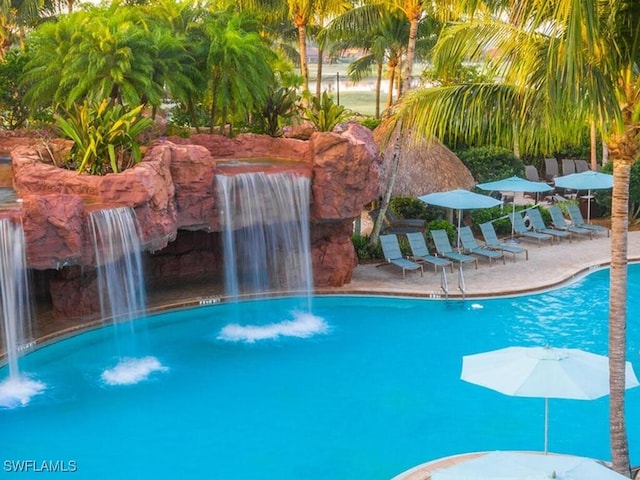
[320,229,640,299]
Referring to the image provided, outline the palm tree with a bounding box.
[329,10,409,118]
[285,0,349,93]
[384,0,639,474]
[204,8,276,134]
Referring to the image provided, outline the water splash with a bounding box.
[218,311,328,343]
[101,357,168,386]
[0,375,46,408]
[0,219,45,404]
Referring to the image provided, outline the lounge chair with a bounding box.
[562,158,576,175]
[379,234,423,278]
[458,226,505,266]
[430,229,478,269]
[544,157,559,182]
[548,205,593,239]
[575,159,590,173]
[479,222,528,262]
[405,232,453,273]
[509,212,553,246]
[566,204,610,237]
[526,208,572,243]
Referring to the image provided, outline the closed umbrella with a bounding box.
[553,171,613,223]
[461,345,639,453]
[476,176,553,239]
[418,189,501,249]
[431,451,629,480]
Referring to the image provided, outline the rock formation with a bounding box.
[0,122,381,319]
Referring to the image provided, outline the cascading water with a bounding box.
[89,207,166,385]
[217,172,326,342]
[217,172,313,301]
[0,219,45,407]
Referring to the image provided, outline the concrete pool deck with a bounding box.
[320,229,640,299]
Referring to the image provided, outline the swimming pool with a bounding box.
[1,265,639,479]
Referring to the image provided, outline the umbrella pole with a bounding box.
[457,209,462,251]
[544,397,549,454]
[587,189,592,223]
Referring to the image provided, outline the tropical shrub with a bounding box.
[390,197,447,222]
[302,91,348,132]
[456,146,525,183]
[0,50,29,129]
[351,234,383,261]
[54,100,153,175]
[426,219,456,245]
[252,86,299,137]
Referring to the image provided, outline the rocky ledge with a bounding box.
[1,123,381,318]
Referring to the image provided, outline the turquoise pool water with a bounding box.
[1,265,639,479]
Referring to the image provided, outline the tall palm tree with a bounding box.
[384,0,639,474]
[285,0,349,93]
[329,10,409,118]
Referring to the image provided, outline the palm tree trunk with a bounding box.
[607,132,635,476]
[401,17,419,95]
[590,120,597,170]
[315,45,324,98]
[375,62,382,119]
[297,23,309,92]
[386,66,395,109]
[370,121,402,245]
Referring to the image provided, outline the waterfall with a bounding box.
[0,219,32,378]
[89,207,146,324]
[217,172,313,304]
[89,207,166,385]
[0,219,45,407]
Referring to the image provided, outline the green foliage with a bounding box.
[0,50,30,129]
[351,234,383,261]
[421,63,490,86]
[302,91,349,132]
[455,146,525,183]
[356,117,382,130]
[426,219,456,244]
[54,100,153,175]
[390,197,447,222]
[252,86,299,137]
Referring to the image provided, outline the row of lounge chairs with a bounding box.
[378,203,608,278]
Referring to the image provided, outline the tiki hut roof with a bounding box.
[373,127,475,198]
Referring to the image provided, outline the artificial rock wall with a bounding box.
[2,122,381,318]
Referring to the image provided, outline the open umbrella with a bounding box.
[431,451,629,480]
[461,345,640,453]
[553,171,613,223]
[418,189,501,249]
[476,176,553,239]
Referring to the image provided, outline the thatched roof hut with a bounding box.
[373,127,475,198]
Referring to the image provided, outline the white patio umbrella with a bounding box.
[476,176,553,239]
[461,345,640,453]
[418,189,502,249]
[431,451,629,480]
[553,170,613,223]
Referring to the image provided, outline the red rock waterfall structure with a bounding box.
[0,122,380,326]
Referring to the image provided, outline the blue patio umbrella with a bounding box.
[418,189,502,249]
[553,171,613,222]
[476,176,553,238]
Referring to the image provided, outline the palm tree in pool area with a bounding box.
[383,0,640,474]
